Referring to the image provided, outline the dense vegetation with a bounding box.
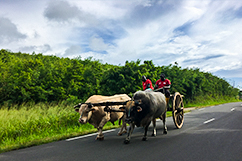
[0,49,239,106]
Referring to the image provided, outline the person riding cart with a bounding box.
[142,75,154,91]
[154,73,171,109]
[154,73,171,96]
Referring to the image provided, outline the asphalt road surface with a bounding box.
[1,102,242,161]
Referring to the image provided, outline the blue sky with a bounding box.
[0,0,242,89]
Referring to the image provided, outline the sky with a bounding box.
[0,0,242,90]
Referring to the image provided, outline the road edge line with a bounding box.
[203,118,215,124]
[66,129,116,141]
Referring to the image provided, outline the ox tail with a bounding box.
[119,115,124,125]
[166,97,171,111]
[166,97,169,104]
[119,119,121,125]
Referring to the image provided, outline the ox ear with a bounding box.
[75,108,79,112]
[119,106,126,111]
[137,106,142,112]
[91,106,99,113]
[135,99,142,106]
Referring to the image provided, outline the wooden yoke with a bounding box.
[103,101,129,113]
[82,101,130,113]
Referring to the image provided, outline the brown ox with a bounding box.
[74,94,131,140]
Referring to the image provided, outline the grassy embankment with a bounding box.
[0,102,121,153]
[0,96,240,153]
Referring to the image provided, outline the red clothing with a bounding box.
[155,79,171,88]
[142,79,154,90]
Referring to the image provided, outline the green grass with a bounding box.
[185,95,241,108]
[0,96,241,153]
[0,102,120,153]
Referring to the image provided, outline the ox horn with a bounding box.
[74,103,82,109]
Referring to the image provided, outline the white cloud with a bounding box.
[63,45,82,58]
[19,44,52,54]
[0,0,242,87]
[44,0,98,26]
[0,17,27,43]
[89,36,109,52]
[44,1,80,22]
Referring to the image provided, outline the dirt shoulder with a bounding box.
[184,107,196,112]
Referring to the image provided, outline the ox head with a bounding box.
[120,99,143,124]
[74,103,98,124]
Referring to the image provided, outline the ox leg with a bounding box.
[151,119,157,137]
[124,123,135,144]
[96,127,104,140]
[96,115,109,140]
[118,117,127,136]
[162,112,168,134]
[142,122,151,141]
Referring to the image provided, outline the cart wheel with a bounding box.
[172,92,184,129]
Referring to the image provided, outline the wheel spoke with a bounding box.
[177,114,183,125]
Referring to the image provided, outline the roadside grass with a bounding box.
[0,102,120,153]
[185,95,240,108]
[0,97,241,153]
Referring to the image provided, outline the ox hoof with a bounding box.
[163,131,167,135]
[151,133,156,137]
[124,140,130,144]
[96,137,104,141]
[118,131,127,136]
[142,137,147,141]
[117,132,123,136]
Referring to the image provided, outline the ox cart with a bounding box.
[76,91,184,129]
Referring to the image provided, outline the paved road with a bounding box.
[1,102,242,161]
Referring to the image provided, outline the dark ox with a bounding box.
[74,94,131,140]
[120,90,167,144]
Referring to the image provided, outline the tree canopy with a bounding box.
[0,49,239,105]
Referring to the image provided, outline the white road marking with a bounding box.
[204,118,215,124]
[198,108,205,111]
[66,129,116,141]
[231,108,235,112]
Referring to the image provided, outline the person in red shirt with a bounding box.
[154,73,171,98]
[142,75,154,91]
